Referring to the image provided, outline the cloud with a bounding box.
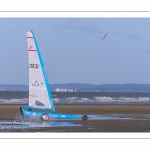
[112,31,123,36]
[53,19,102,34]
[126,33,142,40]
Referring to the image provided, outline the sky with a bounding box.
[1,18,150,85]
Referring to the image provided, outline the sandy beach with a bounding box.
[1,104,150,132]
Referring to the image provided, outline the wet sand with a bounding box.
[1,104,150,132]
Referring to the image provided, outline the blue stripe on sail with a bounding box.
[31,31,55,112]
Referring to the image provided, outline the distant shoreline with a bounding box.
[1,83,150,92]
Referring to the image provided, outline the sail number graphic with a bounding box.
[29,64,39,69]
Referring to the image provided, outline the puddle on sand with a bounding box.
[0,120,82,132]
[87,114,130,120]
[86,114,150,120]
[0,113,150,131]
[26,121,82,127]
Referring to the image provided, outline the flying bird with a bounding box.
[97,33,108,40]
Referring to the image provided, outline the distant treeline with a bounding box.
[1,83,150,92]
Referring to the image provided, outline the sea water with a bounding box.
[0,91,150,104]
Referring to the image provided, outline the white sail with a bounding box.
[26,31,55,112]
